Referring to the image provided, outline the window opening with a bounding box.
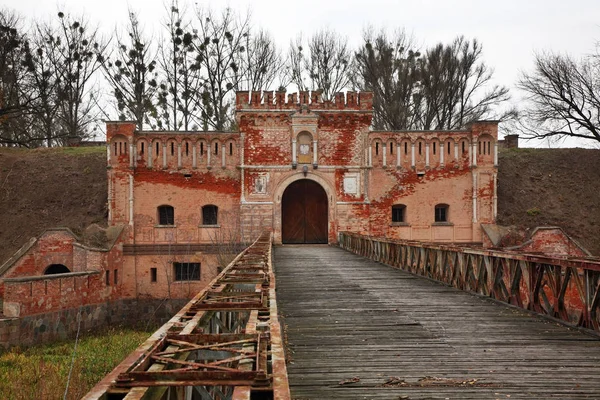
[462,141,466,153]
[214,142,218,155]
[171,142,174,156]
[185,142,189,156]
[419,142,422,155]
[44,264,70,275]
[140,142,145,154]
[447,141,451,154]
[174,262,201,281]
[404,142,408,155]
[151,268,157,282]
[375,142,379,156]
[106,270,110,285]
[433,142,436,155]
[390,143,393,155]
[392,205,406,223]
[202,205,218,225]
[200,142,204,155]
[114,142,117,155]
[229,142,233,156]
[114,269,118,284]
[488,141,491,155]
[156,142,160,156]
[435,204,449,222]
[158,205,175,225]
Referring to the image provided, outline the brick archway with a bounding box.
[273,172,336,245]
[281,179,328,244]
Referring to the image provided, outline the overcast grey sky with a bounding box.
[6,0,600,145]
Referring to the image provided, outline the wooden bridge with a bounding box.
[86,232,600,399]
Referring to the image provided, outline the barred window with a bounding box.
[435,204,449,223]
[174,262,201,281]
[392,204,406,223]
[158,205,174,225]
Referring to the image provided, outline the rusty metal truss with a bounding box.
[339,232,600,333]
[84,232,290,400]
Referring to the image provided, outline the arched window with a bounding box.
[434,204,449,223]
[158,205,175,225]
[391,204,406,223]
[44,264,70,275]
[202,205,218,225]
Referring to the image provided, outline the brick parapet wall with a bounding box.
[2,271,114,318]
[0,298,188,349]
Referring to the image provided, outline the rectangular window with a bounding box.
[174,262,201,281]
[151,268,157,282]
[392,206,405,223]
[158,205,174,225]
[106,270,110,286]
[114,269,118,284]
[435,205,448,222]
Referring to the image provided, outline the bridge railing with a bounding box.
[84,231,290,400]
[339,232,600,334]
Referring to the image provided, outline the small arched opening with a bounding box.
[44,264,71,275]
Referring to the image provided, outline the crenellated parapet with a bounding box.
[236,90,373,111]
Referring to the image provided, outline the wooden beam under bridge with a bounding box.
[83,231,290,400]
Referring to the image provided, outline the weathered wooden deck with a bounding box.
[274,245,600,399]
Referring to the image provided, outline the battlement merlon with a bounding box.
[235,90,374,111]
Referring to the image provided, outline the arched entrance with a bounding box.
[44,264,70,275]
[282,179,328,244]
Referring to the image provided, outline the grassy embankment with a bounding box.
[0,327,151,399]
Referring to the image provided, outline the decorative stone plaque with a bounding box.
[343,173,359,195]
[254,174,268,194]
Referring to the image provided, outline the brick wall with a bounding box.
[0,298,188,349]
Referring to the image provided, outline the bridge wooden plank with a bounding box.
[275,245,600,399]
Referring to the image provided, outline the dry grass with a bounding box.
[0,327,151,399]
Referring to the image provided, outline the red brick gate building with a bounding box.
[106,90,499,299]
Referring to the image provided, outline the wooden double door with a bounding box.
[281,179,328,244]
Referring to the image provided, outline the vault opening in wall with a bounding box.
[281,179,328,244]
[44,264,70,275]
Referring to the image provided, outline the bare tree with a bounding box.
[239,28,287,92]
[288,29,352,100]
[41,11,107,143]
[354,32,510,131]
[353,28,421,130]
[0,10,38,146]
[419,37,510,130]
[518,51,600,143]
[27,24,62,147]
[156,2,203,131]
[101,11,158,130]
[190,7,250,131]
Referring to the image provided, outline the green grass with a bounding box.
[0,327,152,399]
[46,146,106,156]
